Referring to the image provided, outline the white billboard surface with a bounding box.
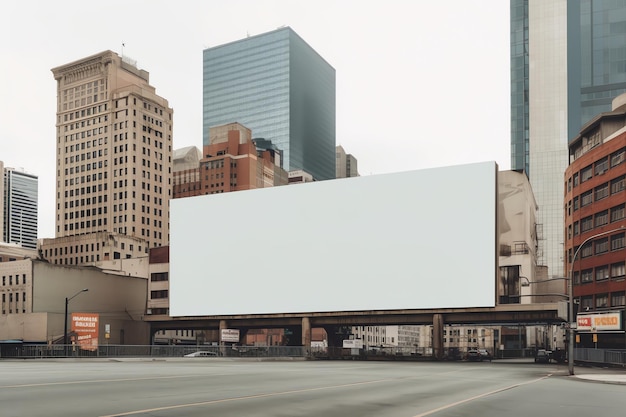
[170,161,497,316]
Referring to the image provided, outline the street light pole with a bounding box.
[64,288,88,355]
[567,226,625,375]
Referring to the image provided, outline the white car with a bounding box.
[184,351,218,357]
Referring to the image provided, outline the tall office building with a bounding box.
[335,145,359,178]
[46,51,172,263]
[1,163,38,249]
[203,27,336,181]
[510,0,626,277]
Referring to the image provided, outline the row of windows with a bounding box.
[65,218,107,231]
[61,100,106,122]
[115,96,165,118]
[46,241,136,257]
[150,272,168,282]
[573,261,625,283]
[151,290,168,299]
[579,291,626,310]
[567,147,625,191]
[63,124,108,144]
[1,292,27,302]
[568,176,625,214]
[572,233,625,259]
[2,274,27,286]
[62,80,104,103]
[569,203,625,238]
[63,103,109,124]
[1,292,28,314]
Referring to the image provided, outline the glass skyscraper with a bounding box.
[202,27,336,181]
[2,165,38,249]
[510,0,626,278]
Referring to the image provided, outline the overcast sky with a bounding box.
[1,0,510,239]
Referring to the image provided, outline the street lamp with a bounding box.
[64,288,88,355]
[567,226,625,375]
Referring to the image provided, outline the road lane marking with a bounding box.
[99,378,396,417]
[0,375,196,389]
[411,374,553,417]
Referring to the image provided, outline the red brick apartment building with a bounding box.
[564,94,626,337]
[172,123,287,198]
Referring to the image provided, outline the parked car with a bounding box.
[466,349,492,362]
[477,348,492,361]
[184,350,218,357]
[465,349,482,361]
[534,349,552,363]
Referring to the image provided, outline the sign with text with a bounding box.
[577,312,622,331]
[343,339,364,349]
[71,313,99,351]
[221,329,240,343]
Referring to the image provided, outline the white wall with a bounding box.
[170,161,497,316]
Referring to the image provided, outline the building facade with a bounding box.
[202,27,336,181]
[0,259,149,344]
[1,163,38,249]
[564,93,626,349]
[510,0,626,279]
[172,123,287,199]
[40,232,148,265]
[498,170,540,304]
[335,146,359,178]
[50,50,172,258]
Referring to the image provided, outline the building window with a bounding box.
[611,233,625,251]
[611,175,625,194]
[581,216,594,233]
[595,183,609,201]
[581,269,593,283]
[581,165,593,182]
[594,157,609,175]
[611,204,625,222]
[595,265,609,281]
[611,262,625,279]
[150,272,169,282]
[595,238,608,254]
[610,148,625,167]
[595,294,608,309]
[581,296,593,311]
[595,210,608,227]
[150,290,168,299]
[581,190,593,207]
[611,292,625,307]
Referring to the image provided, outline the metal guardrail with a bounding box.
[2,345,625,367]
[0,344,309,359]
[575,348,626,367]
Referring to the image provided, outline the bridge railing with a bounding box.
[3,345,625,367]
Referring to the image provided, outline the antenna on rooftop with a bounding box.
[121,42,125,57]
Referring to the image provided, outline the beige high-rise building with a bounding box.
[335,145,359,178]
[43,51,172,264]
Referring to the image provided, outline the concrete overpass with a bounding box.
[145,302,568,357]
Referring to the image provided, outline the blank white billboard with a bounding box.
[170,161,497,316]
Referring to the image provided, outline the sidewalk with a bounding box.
[493,358,626,385]
[571,365,626,385]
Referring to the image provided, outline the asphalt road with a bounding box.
[1,358,625,417]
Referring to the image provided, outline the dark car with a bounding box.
[465,349,482,361]
[534,349,552,363]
